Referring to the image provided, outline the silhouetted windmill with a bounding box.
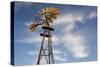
[29,7,59,64]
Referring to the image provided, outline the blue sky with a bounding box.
[13,1,97,66]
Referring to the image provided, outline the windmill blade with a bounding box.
[33,14,43,24]
[47,17,53,23]
[44,15,52,22]
[46,15,57,22]
[29,22,43,32]
[51,15,57,19]
[29,23,38,32]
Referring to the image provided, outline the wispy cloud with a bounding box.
[27,49,67,64]
[15,32,42,44]
[53,49,62,54]
[27,51,38,56]
[62,34,89,58]
[88,12,97,19]
[54,55,67,62]
[53,49,67,62]
[52,10,96,58]
[15,2,35,12]
[27,51,38,64]
[24,21,34,27]
[27,48,67,64]
[54,10,97,25]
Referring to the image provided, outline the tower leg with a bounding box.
[48,33,54,64]
[37,31,45,64]
[49,36,54,63]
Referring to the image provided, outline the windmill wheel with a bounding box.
[29,7,59,32]
[39,7,59,24]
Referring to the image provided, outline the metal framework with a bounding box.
[37,26,54,64]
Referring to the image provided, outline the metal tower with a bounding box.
[37,25,54,64]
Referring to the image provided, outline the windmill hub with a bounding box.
[40,26,54,38]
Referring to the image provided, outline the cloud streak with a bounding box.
[52,10,96,58]
[27,48,67,64]
[55,11,96,25]
[62,34,89,58]
[15,33,42,44]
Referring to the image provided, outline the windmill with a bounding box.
[29,7,59,64]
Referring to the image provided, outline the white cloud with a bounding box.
[54,11,97,26]
[27,51,38,64]
[25,21,34,27]
[51,11,96,58]
[52,13,90,58]
[52,35,59,45]
[89,12,97,19]
[54,13,83,25]
[53,49,62,54]
[27,51,38,56]
[15,32,42,44]
[54,55,67,62]
[52,12,85,34]
[27,48,67,63]
[15,2,34,12]
[63,24,75,32]
[62,34,89,58]
[53,49,67,62]
[15,28,59,46]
